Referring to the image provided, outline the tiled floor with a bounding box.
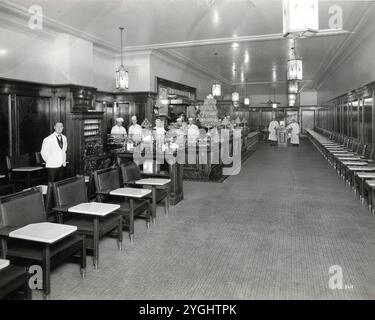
[34,138,375,299]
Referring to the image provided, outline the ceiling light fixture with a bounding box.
[287,40,303,80]
[232,69,240,103]
[244,79,250,106]
[288,80,298,94]
[282,0,319,38]
[115,27,129,90]
[244,51,250,64]
[212,52,222,97]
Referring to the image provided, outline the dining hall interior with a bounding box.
[1,0,375,301]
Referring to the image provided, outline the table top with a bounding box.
[12,166,44,172]
[68,202,120,216]
[9,222,77,244]
[341,161,368,166]
[356,173,375,178]
[0,175,5,179]
[110,188,151,198]
[0,259,10,271]
[332,152,355,155]
[135,178,171,186]
[347,166,375,171]
[330,150,354,154]
[365,179,375,186]
[336,157,361,160]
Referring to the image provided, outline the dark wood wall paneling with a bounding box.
[316,82,375,148]
[0,78,158,175]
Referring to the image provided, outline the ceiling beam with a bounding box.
[124,30,351,52]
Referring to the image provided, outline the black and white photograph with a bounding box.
[0,0,375,308]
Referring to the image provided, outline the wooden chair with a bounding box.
[94,167,150,243]
[0,188,86,299]
[52,175,123,268]
[120,162,170,217]
[6,154,45,189]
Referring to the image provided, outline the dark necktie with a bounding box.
[56,135,63,149]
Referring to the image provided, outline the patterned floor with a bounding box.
[34,138,375,299]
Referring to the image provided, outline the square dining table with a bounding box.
[135,178,171,224]
[12,166,44,187]
[68,202,120,268]
[9,222,77,298]
[109,188,151,242]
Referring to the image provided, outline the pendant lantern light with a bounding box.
[116,27,129,90]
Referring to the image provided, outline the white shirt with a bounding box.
[154,126,166,136]
[187,124,199,142]
[287,122,300,134]
[287,122,300,144]
[268,120,279,141]
[41,133,67,168]
[128,124,143,141]
[111,125,127,136]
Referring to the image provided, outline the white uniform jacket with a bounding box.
[40,133,67,168]
[287,122,300,144]
[268,120,279,141]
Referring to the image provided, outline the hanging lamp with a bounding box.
[232,68,239,102]
[116,27,129,90]
[212,52,222,97]
[282,0,319,38]
[244,79,250,105]
[287,40,303,81]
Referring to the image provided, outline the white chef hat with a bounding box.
[116,117,124,123]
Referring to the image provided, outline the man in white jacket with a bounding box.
[268,117,279,147]
[41,122,68,182]
[286,119,301,147]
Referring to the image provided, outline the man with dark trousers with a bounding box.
[41,122,68,182]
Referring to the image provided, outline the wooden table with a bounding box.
[109,188,151,242]
[9,222,77,244]
[365,179,375,214]
[12,166,44,187]
[9,222,77,298]
[354,172,375,203]
[335,157,361,161]
[135,178,171,224]
[347,166,375,188]
[68,202,120,268]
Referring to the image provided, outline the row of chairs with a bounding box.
[0,162,170,299]
[307,128,375,213]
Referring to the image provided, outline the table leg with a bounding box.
[352,173,357,193]
[165,185,170,217]
[27,172,31,188]
[42,245,51,300]
[80,236,86,278]
[152,186,156,224]
[129,198,134,243]
[93,217,99,269]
